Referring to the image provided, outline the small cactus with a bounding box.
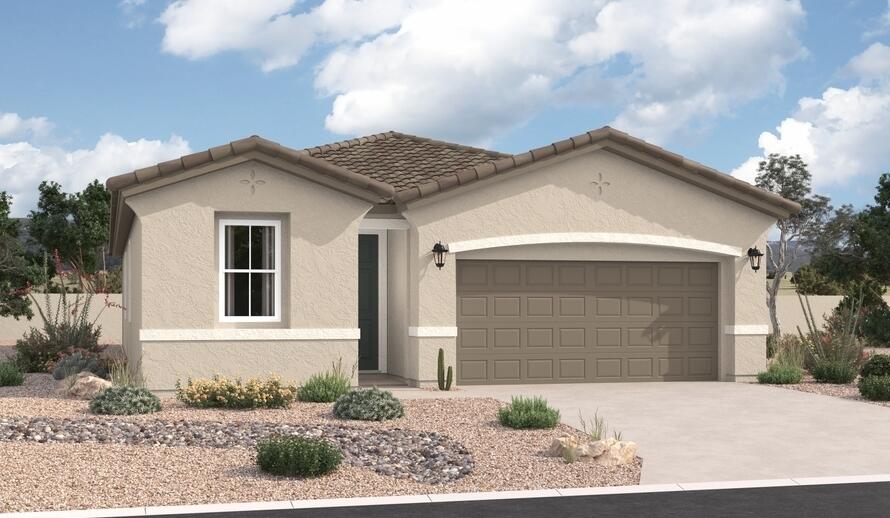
[437,347,453,391]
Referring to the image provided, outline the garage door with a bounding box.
[456,261,718,384]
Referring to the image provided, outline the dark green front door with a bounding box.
[358,234,379,371]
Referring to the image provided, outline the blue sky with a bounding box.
[1,0,889,215]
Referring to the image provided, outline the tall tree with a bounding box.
[0,192,34,319]
[816,173,890,286]
[755,154,831,338]
[28,180,110,276]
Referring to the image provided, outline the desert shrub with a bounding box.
[497,396,560,429]
[757,363,803,385]
[772,335,806,368]
[297,360,353,403]
[861,305,890,347]
[89,386,161,415]
[811,359,858,384]
[257,436,342,477]
[52,350,107,380]
[858,376,890,401]
[860,354,890,378]
[798,293,864,382]
[107,358,145,388]
[176,375,297,409]
[14,253,109,373]
[332,387,404,421]
[0,361,24,387]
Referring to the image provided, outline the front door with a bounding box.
[358,234,379,371]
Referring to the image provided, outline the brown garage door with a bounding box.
[456,260,718,384]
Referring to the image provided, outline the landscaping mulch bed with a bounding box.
[763,375,890,408]
[0,374,641,512]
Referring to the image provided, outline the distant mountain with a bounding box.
[766,241,811,276]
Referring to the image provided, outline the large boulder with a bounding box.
[549,435,637,465]
[65,372,112,399]
[592,437,639,466]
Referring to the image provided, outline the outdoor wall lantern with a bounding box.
[432,241,449,270]
[747,247,764,272]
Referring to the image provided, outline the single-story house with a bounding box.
[106,127,799,391]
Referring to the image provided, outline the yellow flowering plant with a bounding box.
[175,374,297,409]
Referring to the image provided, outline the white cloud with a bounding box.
[0,113,54,142]
[158,0,805,145]
[732,43,890,189]
[0,119,190,216]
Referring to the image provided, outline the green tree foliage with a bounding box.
[755,154,833,337]
[791,265,842,295]
[0,192,34,319]
[28,180,110,276]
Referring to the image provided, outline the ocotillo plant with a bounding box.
[437,347,453,391]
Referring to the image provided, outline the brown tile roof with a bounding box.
[107,126,801,255]
[303,131,510,191]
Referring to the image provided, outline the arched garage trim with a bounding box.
[447,233,742,257]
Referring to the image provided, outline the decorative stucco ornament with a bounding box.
[591,172,611,195]
[240,169,266,194]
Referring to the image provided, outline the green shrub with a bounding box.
[757,363,803,384]
[52,350,107,380]
[791,265,842,296]
[107,358,145,388]
[257,436,342,477]
[798,293,864,381]
[0,361,24,387]
[14,261,107,373]
[811,359,858,384]
[89,386,161,415]
[297,360,353,403]
[773,335,806,368]
[333,387,404,421]
[858,375,890,401]
[861,354,890,378]
[176,375,297,409]
[497,396,560,429]
[861,305,890,347]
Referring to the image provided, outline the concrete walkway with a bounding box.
[392,382,890,484]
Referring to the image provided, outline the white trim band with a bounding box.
[409,326,459,338]
[724,325,770,335]
[140,328,361,342]
[447,232,742,257]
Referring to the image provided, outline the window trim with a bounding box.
[217,218,282,323]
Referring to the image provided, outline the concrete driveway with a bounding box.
[395,382,890,484]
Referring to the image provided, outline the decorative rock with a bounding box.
[67,372,112,399]
[592,438,638,466]
[0,416,474,484]
[550,435,635,465]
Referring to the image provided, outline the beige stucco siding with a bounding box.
[402,148,774,383]
[123,160,372,389]
[386,228,412,380]
[141,340,358,392]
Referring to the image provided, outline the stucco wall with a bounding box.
[121,160,371,389]
[0,294,123,347]
[386,229,411,380]
[401,148,775,383]
[141,340,358,392]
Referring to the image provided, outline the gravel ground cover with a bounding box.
[0,417,472,484]
[0,375,641,512]
[762,375,890,408]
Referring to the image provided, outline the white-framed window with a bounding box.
[218,218,281,322]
